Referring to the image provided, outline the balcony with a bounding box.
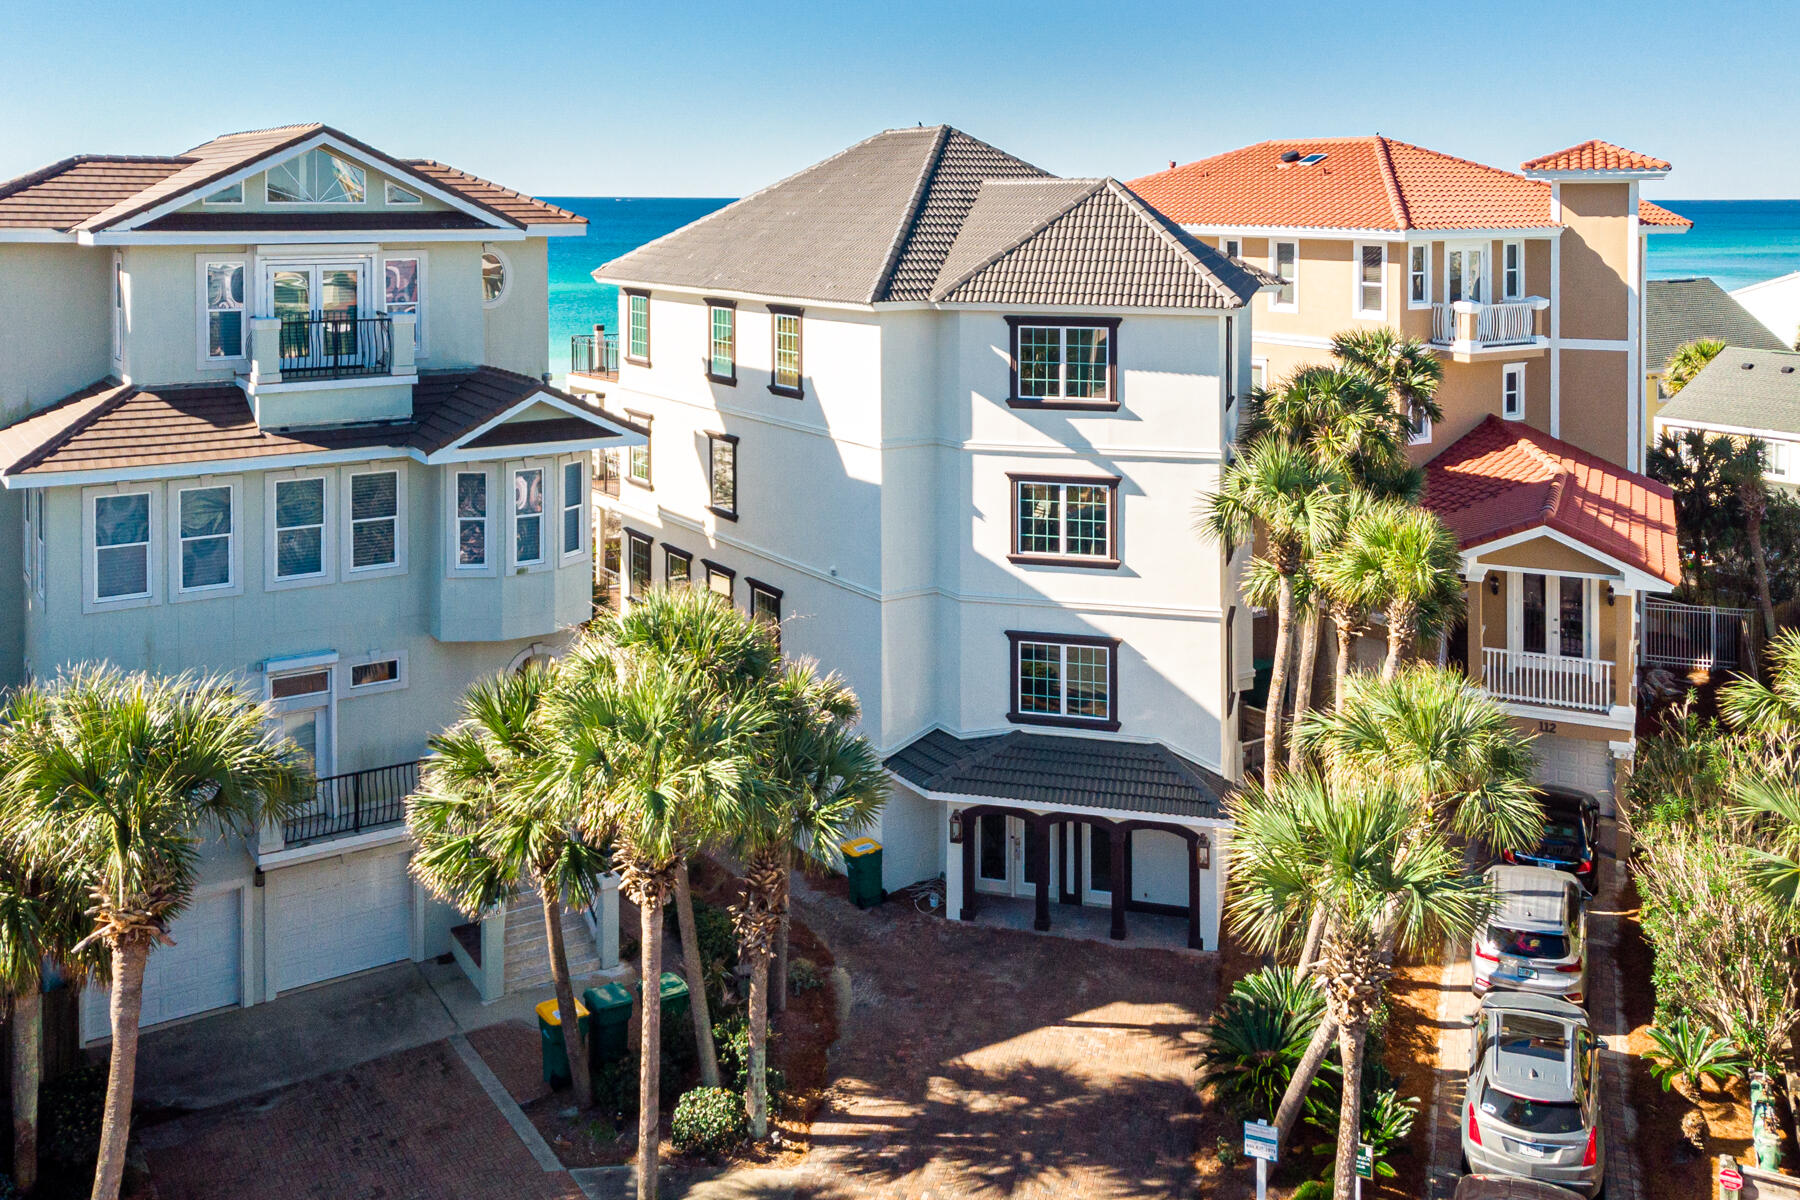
[243,311,416,429]
[281,760,421,848]
[1429,298,1549,357]
[1481,648,1614,714]
[568,325,619,391]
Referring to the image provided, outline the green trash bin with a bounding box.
[535,996,590,1088]
[842,837,884,909]
[635,971,690,1026]
[583,982,633,1067]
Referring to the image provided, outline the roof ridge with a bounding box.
[183,122,324,153]
[869,125,952,304]
[1371,136,1412,230]
[928,178,1108,301]
[910,729,1017,791]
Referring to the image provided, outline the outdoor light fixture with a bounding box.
[1605,584,1616,607]
[1487,573,1500,596]
[1196,837,1210,870]
[948,810,964,845]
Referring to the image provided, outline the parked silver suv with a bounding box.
[1471,865,1588,1005]
[1461,993,1604,1197]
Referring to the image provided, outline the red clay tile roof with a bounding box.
[1521,140,1671,173]
[1421,415,1679,585]
[1639,199,1690,229]
[1127,136,1691,233]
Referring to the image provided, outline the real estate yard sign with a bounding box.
[1243,1120,1278,1200]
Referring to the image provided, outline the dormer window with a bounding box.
[385,182,422,205]
[266,149,366,204]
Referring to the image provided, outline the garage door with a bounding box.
[1129,829,1191,908]
[267,849,412,994]
[81,888,242,1039]
[1534,735,1615,812]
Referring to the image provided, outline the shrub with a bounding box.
[41,1063,107,1179]
[671,1086,747,1157]
[788,956,823,995]
[713,1015,787,1100]
[589,1049,690,1120]
[1196,966,1329,1119]
[1645,1016,1745,1097]
[1303,1086,1417,1180]
[1291,1182,1332,1200]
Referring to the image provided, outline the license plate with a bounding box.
[1503,957,1536,979]
[1516,1143,1548,1159]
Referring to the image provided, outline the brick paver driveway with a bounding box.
[786,884,1218,1200]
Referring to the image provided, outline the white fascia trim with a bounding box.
[1656,416,1800,442]
[931,301,1241,317]
[1253,331,1335,350]
[1524,169,1668,182]
[1402,227,1563,241]
[106,129,519,234]
[262,649,341,672]
[430,437,635,465]
[0,229,77,243]
[431,389,647,459]
[1460,526,1674,594]
[905,778,1233,832]
[2,446,426,490]
[238,374,418,396]
[1180,222,1401,240]
[590,276,878,313]
[1496,700,1637,731]
[1559,338,1631,352]
[526,224,588,237]
[83,228,525,247]
[256,823,412,870]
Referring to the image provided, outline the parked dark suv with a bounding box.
[1502,787,1600,894]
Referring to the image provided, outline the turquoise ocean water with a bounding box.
[541,197,1800,373]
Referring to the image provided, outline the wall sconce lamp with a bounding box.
[1605,584,1616,607]
[1487,572,1500,597]
[1196,836,1211,870]
[948,810,964,845]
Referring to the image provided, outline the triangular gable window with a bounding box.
[384,181,422,205]
[266,148,367,204]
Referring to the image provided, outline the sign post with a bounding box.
[1354,1142,1374,1199]
[1244,1120,1279,1200]
[1718,1156,1744,1196]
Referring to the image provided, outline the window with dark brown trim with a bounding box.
[1004,316,1120,410]
[625,529,653,595]
[748,578,782,647]
[769,305,803,398]
[663,544,692,585]
[703,559,735,604]
[626,411,652,487]
[625,290,651,365]
[1007,473,1120,568]
[706,299,736,385]
[1225,606,1237,717]
[1006,630,1121,731]
[708,433,738,520]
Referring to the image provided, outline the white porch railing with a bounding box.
[1476,300,1537,345]
[1642,598,1754,670]
[1430,299,1544,348]
[1482,648,1615,713]
[1431,302,1457,344]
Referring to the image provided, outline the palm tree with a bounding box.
[1723,629,1800,735]
[553,633,770,1200]
[1730,776,1800,909]
[1244,558,1322,769]
[407,664,609,1108]
[1664,337,1725,395]
[1229,770,1487,1198]
[732,662,887,1139]
[1719,438,1779,639]
[1241,363,1415,486]
[1329,327,1445,466]
[3,667,306,1200]
[1314,499,1463,679]
[1200,438,1342,766]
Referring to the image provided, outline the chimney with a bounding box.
[1169,160,1176,170]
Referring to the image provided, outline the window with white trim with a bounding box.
[383,255,424,352]
[1408,244,1431,308]
[1222,236,1242,259]
[1011,634,1116,726]
[1355,243,1385,316]
[1502,362,1526,420]
[348,656,405,692]
[480,251,509,307]
[626,414,651,486]
[1014,323,1112,402]
[561,459,584,556]
[22,490,45,601]
[1250,358,1268,392]
[348,470,399,571]
[1012,477,1117,563]
[266,149,366,204]
[111,252,124,363]
[93,492,151,601]
[204,260,246,360]
[1270,240,1298,309]
[274,477,328,580]
[456,470,489,568]
[385,182,422,205]
[177,484,233,592]
[626,292,650,362]
[1502,241,1524,300]
[514,467,545,565]
[1765,439,1797,480]
[203,182,243,205]
[1408,405,1433,446]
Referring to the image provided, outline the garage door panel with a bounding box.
[82,889,242,1038]
[268,850,412,993]
[1534,735,1615,812]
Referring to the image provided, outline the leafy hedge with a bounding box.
[671,1086,747,1157]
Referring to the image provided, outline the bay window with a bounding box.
[562,460,585,557]
[93,492,152,602]
[513,467,545,566]
[456,470,489,568]
[383,255,424,352]
[204,260,246,361]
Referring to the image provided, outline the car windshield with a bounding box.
[1480,1081,1585,1134]
[1537,820,1584,851]
[1490,924,1570,959]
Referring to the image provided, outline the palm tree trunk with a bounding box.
[1296,906,1326,974]
[1288,607,1321,770]
[1274,1013,1338,1142]
[1331,1021,1369,1200]
[91,938,149,1200]
[1266,574,1296,769]
[772,914,789,1015]
[637,891,665,1200]
[745,950,771,1140]
[1746,499,1778,640]
[671,861,720,1088]
[540,886,593,1108]
[12,984,40,1193]
[1381,602,1413,681]
[1332,608,1355,710]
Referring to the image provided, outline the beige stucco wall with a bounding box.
[1557,182,1631,343]
[1479,536,1615,576]
[1559,349,1632,465]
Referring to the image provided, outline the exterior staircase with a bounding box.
[503,892,602,994]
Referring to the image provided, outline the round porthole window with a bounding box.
[481,250,509,307]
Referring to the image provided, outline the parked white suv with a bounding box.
[1471,865,1588,1005]
[1462,993,1604,1197]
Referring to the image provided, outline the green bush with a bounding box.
[1197,966,1330,1120]
[1291,1180,1332,1200]
[788,956,823,995]
[589,1050,689,1121]
[1303,1086,1418,1180]
[670,1086,747,1157]
[713,1015,786,1099]
[41,1064,107,1180]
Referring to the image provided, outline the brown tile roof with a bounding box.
[1421,415,1680,585]
[1521,140,1671,173]
[0,157,188,229]
[1127,136,1691,233]
[404,161,585,227]
[0,367,627,480]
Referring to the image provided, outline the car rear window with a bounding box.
[1490,924,1570,959]
[1479,1081,1585,1135]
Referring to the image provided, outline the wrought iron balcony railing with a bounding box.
[277,314,394,380]
[282,760,420,847]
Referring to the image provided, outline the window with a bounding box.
[266,149,366,204]
[704,560,735,603]
[1270,241,1298,309]
[177,485,232,591]
[23,490,44,600]
[383,256,423,352]
[626,291,650,364]
[748,579,782,633]
[1356,243,1385,316]
[1502,362,1527,420]
[349,658,402,690]
[204,260,245,360]
[270,669,331,700]
[513,467,545,566]
[1225,607,1237,717]
[1408,404,1433,446]
[1008,632,1119,729]
[1010,476,1119,565]
[348,470,399,571]
[1766,439,1795,480]
[1408,244,1431,308]
[1296,152,1327,166]
[707,302,736,383]
[561,460,585,557]
[708,434,738,519]
[111,252,124,363]
[1007,318,1119,406]
[626,413,651,487]
[664,546,692,585]
[456,470,489,568]
[385,181,422,205]
[770,307,803,396]
[1224,318,1235,409]
[626,530,653,594]
[274,476,328,580]
[1221,237,1242,259]
[1250,359,1268,392]
[93,492,151,601]
[480,251,509,307]
[1502,241,1524,300]
[203,181,242,205]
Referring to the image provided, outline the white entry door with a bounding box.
[267,849,412,994]
[972,814,1053,898]
[1447,245,1485,304]
[81,887,243,1040]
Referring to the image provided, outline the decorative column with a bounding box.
[1186,835,1203,951]
[1466,572,1487,685]
[1109,831,1127,941]
[959,811,977,922]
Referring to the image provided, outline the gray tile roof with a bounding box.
[885,728,1228,821]
[1659,347,1800,438]
[1646,277,1786,375]
[597,126,1266,311]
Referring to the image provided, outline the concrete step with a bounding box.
[503,896,601,993]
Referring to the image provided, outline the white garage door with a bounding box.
[81,888,242,1040]
[1534,735,1615,811]
[268,850,412,994]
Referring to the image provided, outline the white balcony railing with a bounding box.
[1642,598,1754,670]
[1482,647,1614,713]
[1430,299,1546,349]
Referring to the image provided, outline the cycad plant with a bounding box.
[2,668,307,1200]
[1196,966,1329,1119]
[1645,1015,1745,1098]
[407,663,609,1108]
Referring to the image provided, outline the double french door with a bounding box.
[974,814,1057,898]
[1515,572,1593,659]
[263,261,368,371]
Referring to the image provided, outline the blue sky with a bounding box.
[4,0,1796,200]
